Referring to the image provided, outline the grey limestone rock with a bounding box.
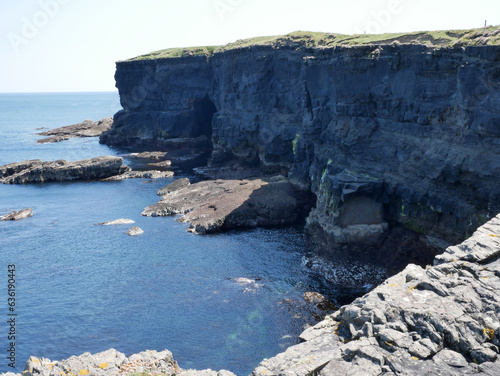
[251,214,500,375]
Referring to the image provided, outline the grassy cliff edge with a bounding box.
[127,26,500,61]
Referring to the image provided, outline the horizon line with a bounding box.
[0,90,118,95]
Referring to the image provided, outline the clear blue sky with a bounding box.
[1,0,499,93]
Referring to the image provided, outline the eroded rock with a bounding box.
[142,176,308,234]
[37,118,113,143]
[0,157,128,184]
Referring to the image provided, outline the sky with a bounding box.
[1,0,499,93]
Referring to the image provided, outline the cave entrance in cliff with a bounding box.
[193,96,217,146]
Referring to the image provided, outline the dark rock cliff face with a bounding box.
[100,56,215,151]
[101,44,500,283]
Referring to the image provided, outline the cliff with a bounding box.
[100,27,500,282]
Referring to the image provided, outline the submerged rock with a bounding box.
[142,176,309,234]
[0,157,128,184]
[126,226,144,236]
[303,292,336,311]
[37,117,113,143]
[96,218,135,225]
[0,208,33,221]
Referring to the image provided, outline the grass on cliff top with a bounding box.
[127,25,500,61]
[130,45,218,60]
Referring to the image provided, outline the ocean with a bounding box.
[0,92,353,375]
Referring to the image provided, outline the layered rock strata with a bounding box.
[251,214,500,375]
[37,117,113,143]
[100,36,500,281]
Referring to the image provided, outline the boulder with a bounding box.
[126,226,144,236]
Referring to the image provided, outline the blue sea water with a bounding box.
[0,92,350,375]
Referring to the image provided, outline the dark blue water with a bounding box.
[0,93,339,375]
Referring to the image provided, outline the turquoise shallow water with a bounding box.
[0,92,350,375]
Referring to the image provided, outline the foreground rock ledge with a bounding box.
[142,176,307,234]
[37,117,113,143]
[0,348,234,376]
[252,213,500,376]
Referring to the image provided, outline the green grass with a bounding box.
[126,25,500,61]
[129,45,218,60]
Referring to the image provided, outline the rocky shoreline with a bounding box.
[36,118,113,143]
[3,214,499,375]
[252,214,500,375]
[0,156,174,184]
[142,175,309,234]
